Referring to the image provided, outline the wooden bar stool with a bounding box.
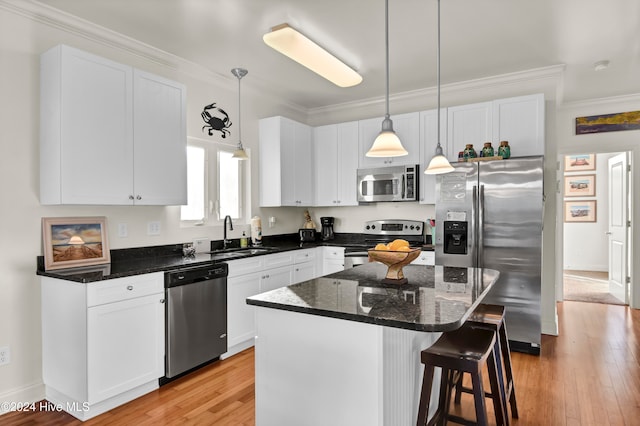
[416,324,505,426]
[454,304,519,420]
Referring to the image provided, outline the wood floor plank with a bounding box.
[2,301,639,425]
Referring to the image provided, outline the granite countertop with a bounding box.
[247,262,499,332]
[35,233,433,283]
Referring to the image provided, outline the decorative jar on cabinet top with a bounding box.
[481,142,494,157]
[498,141,511,159]
[463,144,477,160]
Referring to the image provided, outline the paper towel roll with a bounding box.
[251,216,262,246]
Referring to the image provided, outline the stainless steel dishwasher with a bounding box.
[164,262,228,379]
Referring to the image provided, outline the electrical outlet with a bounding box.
[0,346,10,366]
[147,221,161,236]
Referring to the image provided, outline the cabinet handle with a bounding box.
[129,195,134,200]
[126,285,134,291]
[136,195,142,200]
[160,299,165,303]
[220,333,227,339]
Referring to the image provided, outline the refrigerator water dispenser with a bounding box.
[443,221,467,255]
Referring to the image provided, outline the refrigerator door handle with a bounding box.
[472,185,478,267]
[478,184,485,267]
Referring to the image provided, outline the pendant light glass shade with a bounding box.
[231,67,248,160]
[366,0,408,158]
[367,116,408,157]
[424,0,453,174]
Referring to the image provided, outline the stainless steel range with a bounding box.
[344,219,425,268]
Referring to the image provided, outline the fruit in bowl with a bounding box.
[368,239,420,284]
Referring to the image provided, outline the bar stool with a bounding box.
[454,304,518,420]
[416,324,506,426]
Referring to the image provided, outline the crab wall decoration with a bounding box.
[201,102,232,138]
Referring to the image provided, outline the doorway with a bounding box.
[561,151,630,305]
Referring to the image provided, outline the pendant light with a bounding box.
[366,0,408,157]
[231,67,249,160]
[424,0,454,174]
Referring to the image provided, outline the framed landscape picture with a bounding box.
[42,216,110,270]
[564,201,597,223]
[564,154,596,171]
[564,174,596,197]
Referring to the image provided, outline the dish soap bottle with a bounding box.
[240,231,248,248]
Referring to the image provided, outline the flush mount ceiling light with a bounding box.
[425,0,454,175]
[231,67,249,160]
[365,0,408,158]
[263,23,363,88]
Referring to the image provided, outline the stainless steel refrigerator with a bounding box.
[435,156,544,354]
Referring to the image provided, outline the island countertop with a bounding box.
[247,262,500,332]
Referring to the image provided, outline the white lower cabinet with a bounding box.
[226,270,261,351]
[293,248,318,284]
[323,246,345,275]
[41,273,164,421]
[260,265,293,293]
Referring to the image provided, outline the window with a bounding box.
[181,138,246,225]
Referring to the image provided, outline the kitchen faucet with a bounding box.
[223,215,233,249]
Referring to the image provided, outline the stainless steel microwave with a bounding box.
[357,164,419,202]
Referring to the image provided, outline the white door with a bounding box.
[608,153,629,303]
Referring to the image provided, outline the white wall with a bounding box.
[563,152,619,271]
[556,95,640,308]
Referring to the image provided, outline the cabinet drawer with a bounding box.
[263,252,294,269]
[87,273,163,307]
[323,246,345,259]
[294,249,316,264]
[227,257,264,277]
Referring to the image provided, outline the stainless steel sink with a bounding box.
[209,247,278,259]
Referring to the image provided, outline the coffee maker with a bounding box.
[320,217,335,241]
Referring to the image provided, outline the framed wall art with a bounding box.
[564,201,597,223]
[564,174,596,197]
[564,154,596,172]
[42,216,110,270]
[576,110,640,135]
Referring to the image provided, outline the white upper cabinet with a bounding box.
[492,94,545,157]
[132,70,187,205]
[358,112,420,168]
[419,108,447,204]
[313,121,359,206]
[40,45,186,205]
[446,101,493,162]
[446,94,545,162]
[259,116,314,207]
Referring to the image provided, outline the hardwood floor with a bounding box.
[2,301,639,425]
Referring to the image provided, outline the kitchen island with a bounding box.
[247,262,499,426]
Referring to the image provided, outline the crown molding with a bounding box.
[309,64,566,117]
[0,0,308,115]
[557,92,640,111]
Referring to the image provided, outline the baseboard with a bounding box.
[220,339,254,360]
[542,312,559,336]
[0,382,45,415]
[563,266,608,273]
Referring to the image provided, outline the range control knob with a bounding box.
[371,225,376,230]
[366,225,371,230]
[410,225,415,230]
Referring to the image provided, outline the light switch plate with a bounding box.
[193,238,210,253]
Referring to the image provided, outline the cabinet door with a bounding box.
[419,109,447,204]
[336,122,360,206]
[293,262,317,284]
[227,272,261,348]
[492,94,545,156]
[293,121,314,206]
[446,102,492,162]
[313,124,339,206]
[87,293,164,404]
[133,70,187,205]
[42,45,134,205]
[358,112,420,168]
[260,265,293,293]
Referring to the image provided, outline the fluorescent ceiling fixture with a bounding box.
[263,23,363,88]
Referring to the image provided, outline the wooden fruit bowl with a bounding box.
[368,248,421,284]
